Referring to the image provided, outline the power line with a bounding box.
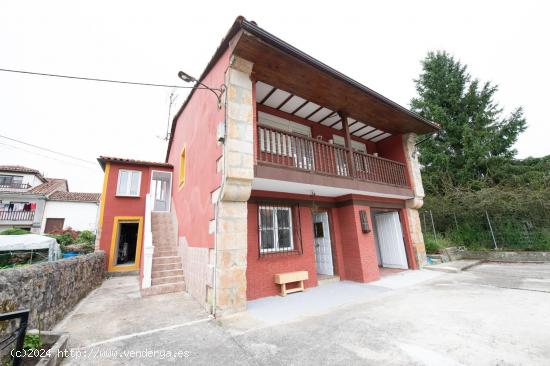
[0,141,98,171]
[0,68,208,89]
[0,134,96,165]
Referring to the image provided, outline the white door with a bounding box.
[151,171,172,212]
[313,212,334,275]
[374,211,408,269]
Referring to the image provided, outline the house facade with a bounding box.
[96,17,438,315]
[0,165,100,233]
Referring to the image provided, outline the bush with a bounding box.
[424,234,454,254]
[423,187,550,251]
[77,230,95,245]
[0,228,30,235]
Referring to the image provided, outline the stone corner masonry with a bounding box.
[209,55,255,316]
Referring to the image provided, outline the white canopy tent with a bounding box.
[0,234,61,261]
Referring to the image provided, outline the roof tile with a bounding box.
[48,191,100,202]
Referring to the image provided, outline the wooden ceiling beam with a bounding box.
[234,33,437,134]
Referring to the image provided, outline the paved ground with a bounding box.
[57,262,550,365]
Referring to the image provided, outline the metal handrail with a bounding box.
[0,309,29,366]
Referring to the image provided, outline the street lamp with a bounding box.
[177,71,225,109]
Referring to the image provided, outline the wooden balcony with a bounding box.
[0,210,35,222]
[256,126,409,189]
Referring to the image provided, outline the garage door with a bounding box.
[374,211,408,269]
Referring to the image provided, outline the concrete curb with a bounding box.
[424,260,483,273]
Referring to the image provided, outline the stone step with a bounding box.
[153,244,178,250]
[152,268,184,279]
[152,262,181,272]
[318,275,340,286]
[141,282,185,296]
[154,253,177,259]
[152,256,180,265]
[153,240,177,246]
[152,275,185,286]
[151,234,176,240]
[151,228,174,233]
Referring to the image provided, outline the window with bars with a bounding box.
[257,203,302,257]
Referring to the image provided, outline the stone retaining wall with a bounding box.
[0,252,105,330]
[461,251,550,262]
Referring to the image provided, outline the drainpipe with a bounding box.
[212,81,228,318]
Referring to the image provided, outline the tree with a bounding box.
[411,51,527,194]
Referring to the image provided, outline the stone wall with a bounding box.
[461,251,550,262]
[211,55,255,316]
[0,252,105,331]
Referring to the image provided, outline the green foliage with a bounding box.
[23,333,41,352]
[423,187,550,251]
[424,234,442,254]
[51,233,75,246]
[424,234,454,253]
[77,230,95,245]
[47,233,75,252]
[0,228,30,235]
[411,51,527,194]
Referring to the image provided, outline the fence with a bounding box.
[420,205,550,251]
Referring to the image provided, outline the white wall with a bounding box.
[41,201,99,233]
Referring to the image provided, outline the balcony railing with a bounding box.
[257,126,409,187]
[0,183,31,190]
[0,210,35,221]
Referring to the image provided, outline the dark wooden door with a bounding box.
[45,218,65,233]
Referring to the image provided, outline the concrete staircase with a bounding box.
[141,212,185,296]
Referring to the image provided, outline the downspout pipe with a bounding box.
[212,82,228,318]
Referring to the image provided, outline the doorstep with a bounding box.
[317,274,340,286]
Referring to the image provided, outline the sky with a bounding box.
[0,0,548,192]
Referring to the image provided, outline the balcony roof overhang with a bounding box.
[167,16,439,160]
[231,21,439,136]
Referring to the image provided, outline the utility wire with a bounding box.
[0,68,206,89]
[0,142,97,171]
[0,134,96,165]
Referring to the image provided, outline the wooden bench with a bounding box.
[274,271,309,296]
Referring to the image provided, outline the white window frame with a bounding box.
[116,169,142,197]
[258,206,294,253]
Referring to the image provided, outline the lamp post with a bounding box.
[177,71,226,109]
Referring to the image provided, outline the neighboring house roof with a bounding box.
[0,165,46,182]
[48,191,100,203]
[29,178,68,195]
[166,16,440,160]
[97,156,173,171]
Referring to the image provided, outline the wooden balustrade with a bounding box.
[257,126,409,187]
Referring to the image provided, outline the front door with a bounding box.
[374,211,408,269]
[151,171,172,212]
[313,211,334,275]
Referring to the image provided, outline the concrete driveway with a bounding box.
[57,262,550,365]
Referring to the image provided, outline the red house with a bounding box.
[97,17,439,315]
